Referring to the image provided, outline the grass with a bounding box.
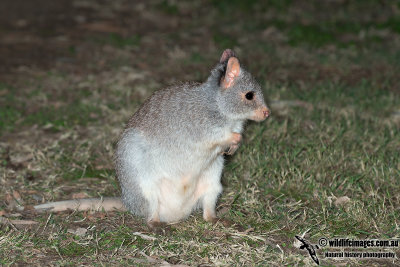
[0,0,399,266]
[102,34,141,49]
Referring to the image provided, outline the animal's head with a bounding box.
[214,49,270,122]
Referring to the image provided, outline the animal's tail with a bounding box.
[31,197,127,212]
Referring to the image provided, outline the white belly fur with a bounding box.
[120,127,234,222]
[157,166,217,222]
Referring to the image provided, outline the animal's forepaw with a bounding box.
[230,132,242,145]
[224,144,239,155]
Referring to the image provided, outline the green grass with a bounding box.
[157,0,179,15]
[0,0,399,266]
[92,33,141,49]
[0,102,101,133]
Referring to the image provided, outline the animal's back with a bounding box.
[116,82,226,220]
[128,82,226,147]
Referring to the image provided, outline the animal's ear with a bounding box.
[221,57,240,89]
[219,49,236,64]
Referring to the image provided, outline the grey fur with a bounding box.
[115,49,268,221]
[115,129,149,217]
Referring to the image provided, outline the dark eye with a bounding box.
[245,91,254,100]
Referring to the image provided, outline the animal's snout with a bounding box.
[252,106,271,122]
[262,107,270,118]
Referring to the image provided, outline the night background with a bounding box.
[0,0,399,265]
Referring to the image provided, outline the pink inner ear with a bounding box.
[221,57,240,89]
[219,49,236,63]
